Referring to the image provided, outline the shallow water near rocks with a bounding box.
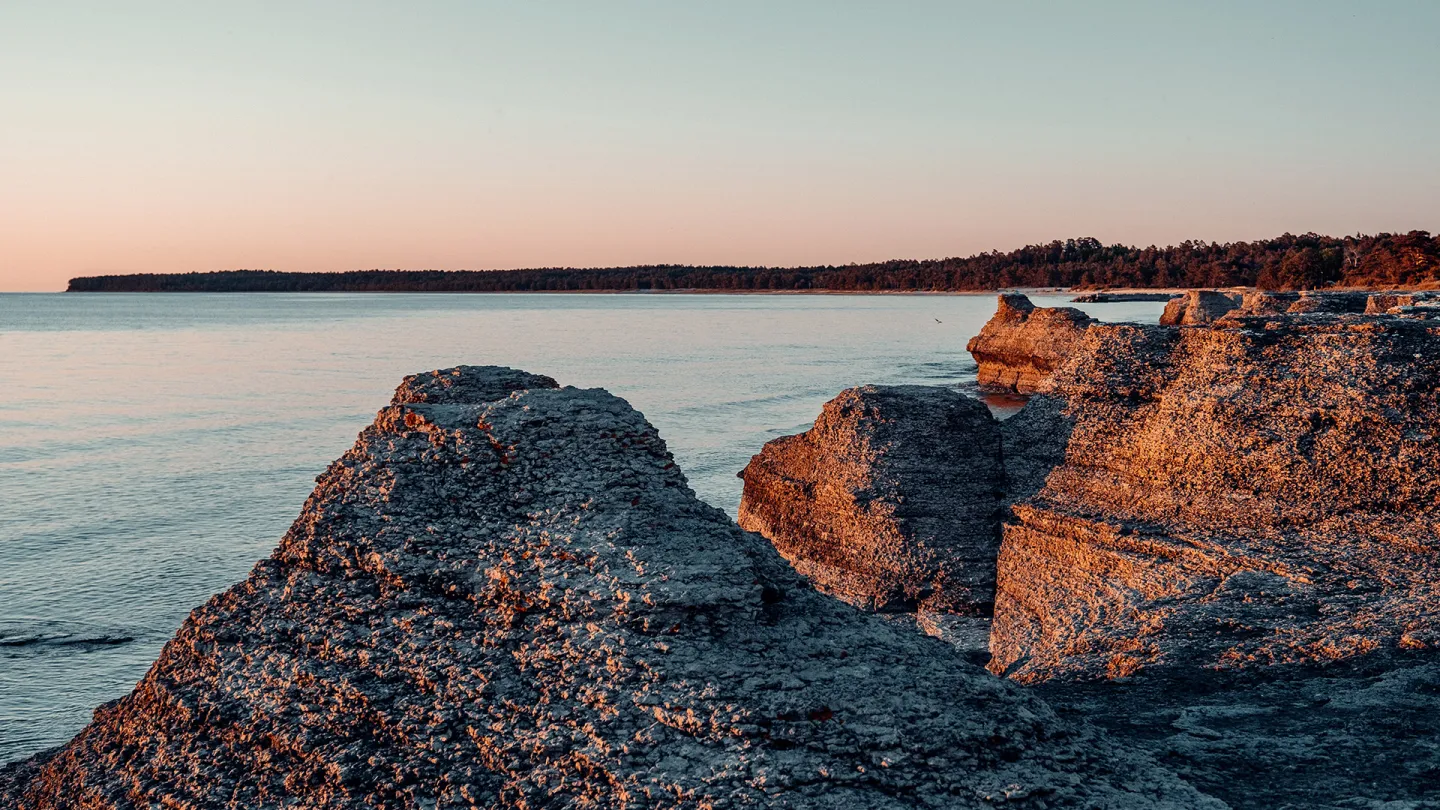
[0,291,1162,763]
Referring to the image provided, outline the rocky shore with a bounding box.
[736,291,1440,807]
[1,366,1212,809]
[7,289,1440,808]
[1069,292,1177,303]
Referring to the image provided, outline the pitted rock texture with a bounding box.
[1037,656,1440,809]
[0,366,1216,810]
[736,386,1003,653]
[988,312,1440,684]
[966,294,1096,393]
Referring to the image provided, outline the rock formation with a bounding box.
[988,310,1440,683]
[1282,290,1369,314]
[1365,290,1440,314]
[1157,290,1242,325]
[1161,289,1385,324]
[736,385,1002,654]
[734,294,1440,806]
[1232,290,1296,315]
[1,366,1214,809]
[966,294,1096,393]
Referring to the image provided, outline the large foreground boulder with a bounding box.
[736,385,1003,653]
[989,311,1440,683]
[966,294,1096,393]
[0,366,1214,809]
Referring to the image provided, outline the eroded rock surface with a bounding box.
[966,294,1096,393]
[977,296,1440,806]
[1,366,1214,810]
[989,312,1440,684]
[1038,657,1440,809]
[1157,291,1242,326]
[736,386,1003,654]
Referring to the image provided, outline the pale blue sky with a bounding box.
[2,1,1437,289]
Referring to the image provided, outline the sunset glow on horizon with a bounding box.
[3,1,1438,292]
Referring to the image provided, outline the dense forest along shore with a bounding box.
[67,230,1440,293]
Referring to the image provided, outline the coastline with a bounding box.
[53,285,1440,296]
[52,287,1076,296]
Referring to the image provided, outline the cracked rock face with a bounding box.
[989,312,1440,683]
[1,366,1215,810]
[736,386,1003,654]
[966,294,1096,394]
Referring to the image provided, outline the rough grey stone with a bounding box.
[0,365,1216,810]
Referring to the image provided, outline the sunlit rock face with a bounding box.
[0,366,1214,810]
[1365,290,1440,315]
[736,385,1003,655]
[966,294,1095,394]
[1158,290,1243,326]
[1164,289,1377,325]
[989,311,1440,683]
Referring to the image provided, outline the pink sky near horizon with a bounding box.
[2,2,1437,292]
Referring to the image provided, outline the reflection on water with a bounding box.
[976,390,1032,420]
[0,291,1163,762]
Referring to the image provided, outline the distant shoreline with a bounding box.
[63,230,1440,294]
[54,285,1438,296]
[59,287,1082,296]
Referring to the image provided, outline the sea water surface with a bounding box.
[0,292,1164,763]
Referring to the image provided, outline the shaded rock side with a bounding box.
[966,294,1096,393]
[736,386,1003,652]
[1,366,1216,810]
[1037,655,1440,809]
[989,314,1440,683]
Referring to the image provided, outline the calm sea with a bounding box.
[0,292,1163,763]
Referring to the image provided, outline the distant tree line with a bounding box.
[67,230,1440,293]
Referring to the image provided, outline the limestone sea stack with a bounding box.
[736,386,1003,653]
[1157,290,1242,325]
[0,366,1214,809]
[989,309,1440,682]
[965,294,1095,393]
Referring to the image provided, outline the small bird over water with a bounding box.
[934,318,943,324]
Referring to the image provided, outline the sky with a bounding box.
[2,1,1438,291]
